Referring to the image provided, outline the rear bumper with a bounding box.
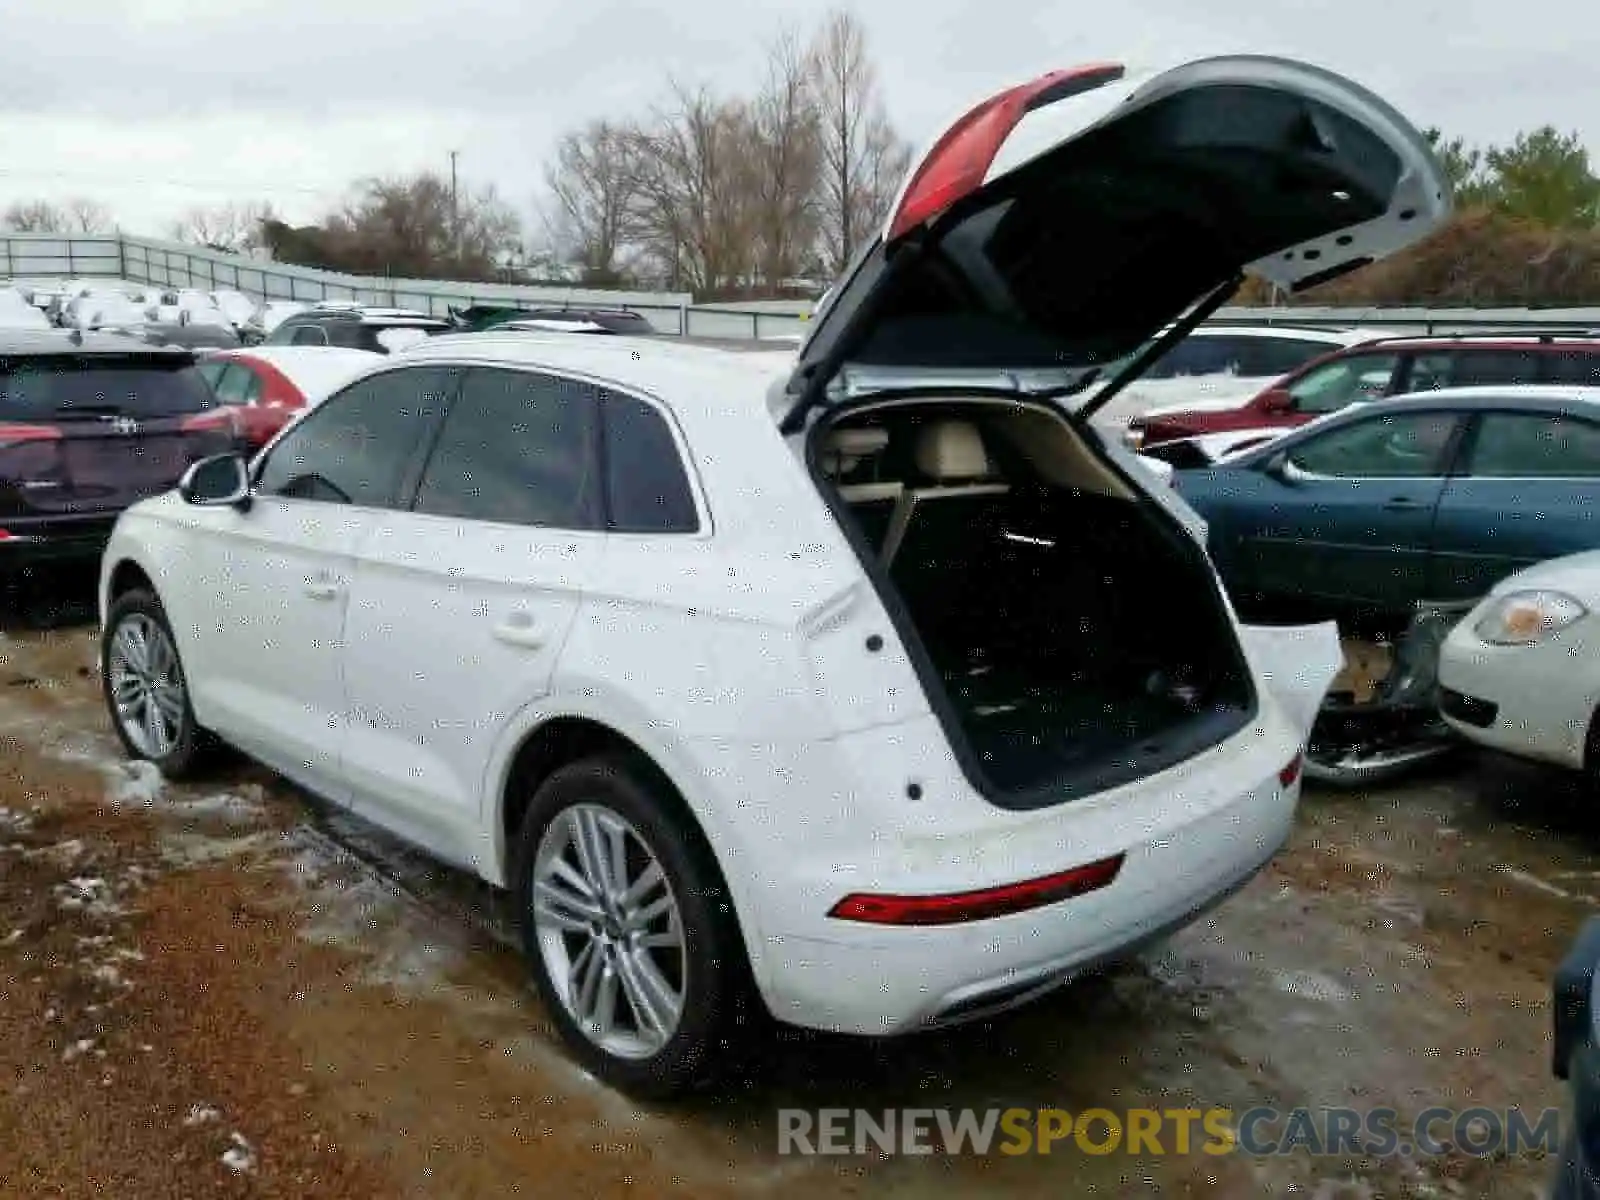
[0,516,116,570]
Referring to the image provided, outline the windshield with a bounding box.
[0,357,216,418]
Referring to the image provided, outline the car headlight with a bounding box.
[1473,590,1588,646]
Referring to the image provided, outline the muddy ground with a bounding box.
[0,597,1587,1198]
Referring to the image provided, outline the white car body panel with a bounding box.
[1439,552,1600,770]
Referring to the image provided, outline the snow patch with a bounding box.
[222,1133,256,1174]
[1270,970,1354,1004]
[1497,865,1575,900]
[62,1038,95,1062]
[183,1103,221,1127]
[108,760,165,806]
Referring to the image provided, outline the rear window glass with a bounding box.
[0,357,216,418]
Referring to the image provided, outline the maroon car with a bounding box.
[1128,331,1600,450]
[0,332,239,574]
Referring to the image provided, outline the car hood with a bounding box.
[777,54,1449,432]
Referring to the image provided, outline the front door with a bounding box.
[1239,409,1461,613]
[186,368,441,799]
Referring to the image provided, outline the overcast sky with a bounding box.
[0,0,1593,239]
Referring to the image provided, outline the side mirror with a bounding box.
[1264,451,1308,483]
[179,453,252,510]
[1258,388,1294,414]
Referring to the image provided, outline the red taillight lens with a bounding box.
[181,408,240,436]
[1279,753,1303,788]
[0,423,63,449]
[828,854,1125,927]
[887,63,1125,241]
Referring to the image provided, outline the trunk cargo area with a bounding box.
[816,399,1256,808]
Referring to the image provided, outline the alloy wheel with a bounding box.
[530,802,687,1060]
[106,613,187,759]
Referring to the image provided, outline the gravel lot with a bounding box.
[0,606,1581,1198]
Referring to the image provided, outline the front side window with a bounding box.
[412,367,598,529]
[254,367,454,506]
[1285,353,1400,414]
[1289,412,1459,478]
[212,363,261,405]
[1465,412,1600,478]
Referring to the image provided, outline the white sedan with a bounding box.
[1439,553,1600,775]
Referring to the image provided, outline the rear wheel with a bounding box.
[101,588,211,779]
[512,756,752,1097]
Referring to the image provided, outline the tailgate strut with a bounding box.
[1070,273,1243,427]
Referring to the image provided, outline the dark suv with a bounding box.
[263,305,452,353]
[1130,331,1600,450]
[0,332,237,572]
[449,304,658,335]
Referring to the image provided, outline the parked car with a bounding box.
[1552,915,1600,1199]
[73,294,153,332]
[209,289,258,331]
[0,288,52,331]
[239,300,310,344]
[1437,549,1600,779]
[127,321,243,352]
[1176,386,1600,624]
[262,304,452,353]
[0,332,238,575]
[195,346,382,449]
[1088,325,1386,428]
[448,304,658,336]
[1129,332,1600,449]
[96,53,1443,1096]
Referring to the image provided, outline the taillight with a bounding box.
[0,423,63,450]
[887,64,1125,240]
[1279,753,1303,788]
[181,409,240,436]
[827,854,1125,926]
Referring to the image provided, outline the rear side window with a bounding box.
[600,388,698,533]
[0,356,216,417]
[1465,412,1600,478]
[1442,350,1545,387]
[1285,353,1400,414]
[212,364,262,405]
[1234,336,1339,378]
[413,368,599,530]
[289,324,329,347]
[1549,352,1600,386]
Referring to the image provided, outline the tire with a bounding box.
[100,587,212,779]
[511,755,753,1098]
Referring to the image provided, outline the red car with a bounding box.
[194,346,382,450]
[1127,332,1600,450]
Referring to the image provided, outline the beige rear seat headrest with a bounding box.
[821,426,891,474]
[914,420,993,481]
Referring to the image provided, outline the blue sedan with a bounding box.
[1174,386,1600,621]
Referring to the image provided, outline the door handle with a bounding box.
[1383,496,1421,510]
[491,612,545,650]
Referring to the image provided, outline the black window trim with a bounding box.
[249,364,457,510]
[398,362,711,537]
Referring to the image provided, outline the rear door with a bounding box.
[339,366,605,863]
[0,353,233,527]
[1429,406,1600,599]
[1238,408,1462,611]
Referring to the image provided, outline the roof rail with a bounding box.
[1358,328,1599,346]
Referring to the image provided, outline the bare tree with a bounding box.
[2,200,68,233]
[541,120,641,285]
[808,10,912,275]
[65,197,114,234]
[630,84,760,296]
[318,172,522,279]
[748,29,822,290]
[170,201,278,254]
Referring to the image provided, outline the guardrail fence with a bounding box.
[4,232,1599,342]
